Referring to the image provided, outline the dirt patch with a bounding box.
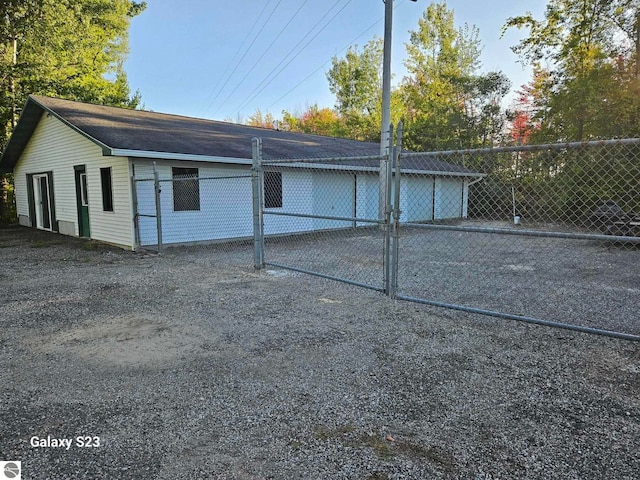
[25,313,207,368]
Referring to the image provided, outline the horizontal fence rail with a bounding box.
[396,138,640,340]
[394,294,640,342]
[399,222,640,244]
[254,137,392,292]
[264,210,382,225]
[132,163,254,266]
[250,135,640,341]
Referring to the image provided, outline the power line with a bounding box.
[199,1,274,117]
[246,0,410,116]
[202,0,283,117]
[233,0,351,114]
[211,0,311,117]
[235,0,352,114]
[267,16,386,112]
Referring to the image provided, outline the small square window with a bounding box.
[264,171,282,208]
[172,167,200,211]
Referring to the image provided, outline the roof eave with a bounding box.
[110,152,485,177]
[401,169,487,178]
[0,100,43,172]
[109,148,252,165]
[0,95,113,172]
[269,161,485,177]
[28,96,112,154]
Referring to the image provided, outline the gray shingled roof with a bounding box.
[0,95,480,176]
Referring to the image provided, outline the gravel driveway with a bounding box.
[1,225,638,479]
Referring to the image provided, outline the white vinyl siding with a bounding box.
[265,170,313,235]
[132,160,470,248]
[13,114,133,248]
[402,176,434,222]
[434,177,463,219]
[312,172,354,230]
[85,159,131,247]
[355,174,379,225]
[134,161,255,245]
[15,116,78,230]
[355,173,465,223]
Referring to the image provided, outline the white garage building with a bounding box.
[0,95,483,250]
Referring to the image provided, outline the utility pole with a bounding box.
[379,0,394,222]
[380,0,393,156]
[379,0,416,221]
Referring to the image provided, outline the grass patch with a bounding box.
[313,426,395,460]
[313,425,456,470]
[396,442,455,470]
[365,474,390,480]
[313,424,357,441]
[81,240,108,251]
[356,433,395,459]
[29,239,65,248]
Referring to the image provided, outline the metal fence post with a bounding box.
[131,173,141,250]
[384,123,394,295]
[252,138,265,270]
[390,121,403,299]
[153,161,163,253]
[380,120,394,226]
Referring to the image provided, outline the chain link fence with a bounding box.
[396,139,640,340]
[132,163,254,265]
[253,136,640,341]
[131,137,639,340]
[255,137,388,291]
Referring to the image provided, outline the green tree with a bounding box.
[246,108,276,129]
[506,0,640,141]
[299,105,343,137]
[281,109,302,132]
[400,2,508,151]
[455,71,511,148]
[278,105,345,137]
[326,37,403,142]
[500,1,640,226]
[0,0,145,148]
[0,0,145,221]
[327,37,383,117]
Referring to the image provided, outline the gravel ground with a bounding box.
[1,224,639,479]
[263,221,640,337]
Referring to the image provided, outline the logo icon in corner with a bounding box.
[0,462,21,480]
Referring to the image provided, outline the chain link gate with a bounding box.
[250,134,640,342]
[251,137,392,292]
[394,139,640,342]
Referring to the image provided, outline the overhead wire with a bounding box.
[233,0,351,115]
[199,1,274,117]
[266,0,410,113]
[240,0,409,117]
[267,16,386,111]
[210,0,311,117]
[202,0,283,117]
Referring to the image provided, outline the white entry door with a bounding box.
[32,174,53,230]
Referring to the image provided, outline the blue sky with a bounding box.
[124,0,548,121]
